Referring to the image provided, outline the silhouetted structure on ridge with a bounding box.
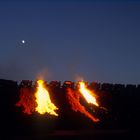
[0,79,139,139]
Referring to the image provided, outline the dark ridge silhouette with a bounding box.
[0,79,139,140]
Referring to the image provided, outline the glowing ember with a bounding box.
[35,80,58,116]
[66,88,99,122]
[79,81,99,107]
[16,87,36,115]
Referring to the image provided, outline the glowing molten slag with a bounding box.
[35,80,58,116]
[79,81,99,107]
[67,88,99,122]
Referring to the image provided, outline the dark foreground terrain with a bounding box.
[0,79,139,140]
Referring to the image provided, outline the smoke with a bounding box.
[35,68,52,81]
[66,88,99,122]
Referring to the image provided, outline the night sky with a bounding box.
[0,0,140,84]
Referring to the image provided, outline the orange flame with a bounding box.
[16,87,36,115]
[35,80,58,116]
[66,88,99,122]
[79,81,99,107]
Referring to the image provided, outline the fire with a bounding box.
[35,80,58,116]
[66,88,99,122]
[16,87,36,115]
[79,81,99,107]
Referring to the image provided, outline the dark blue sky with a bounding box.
[0,0,140,84]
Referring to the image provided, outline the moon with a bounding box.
[22,40,25,44]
